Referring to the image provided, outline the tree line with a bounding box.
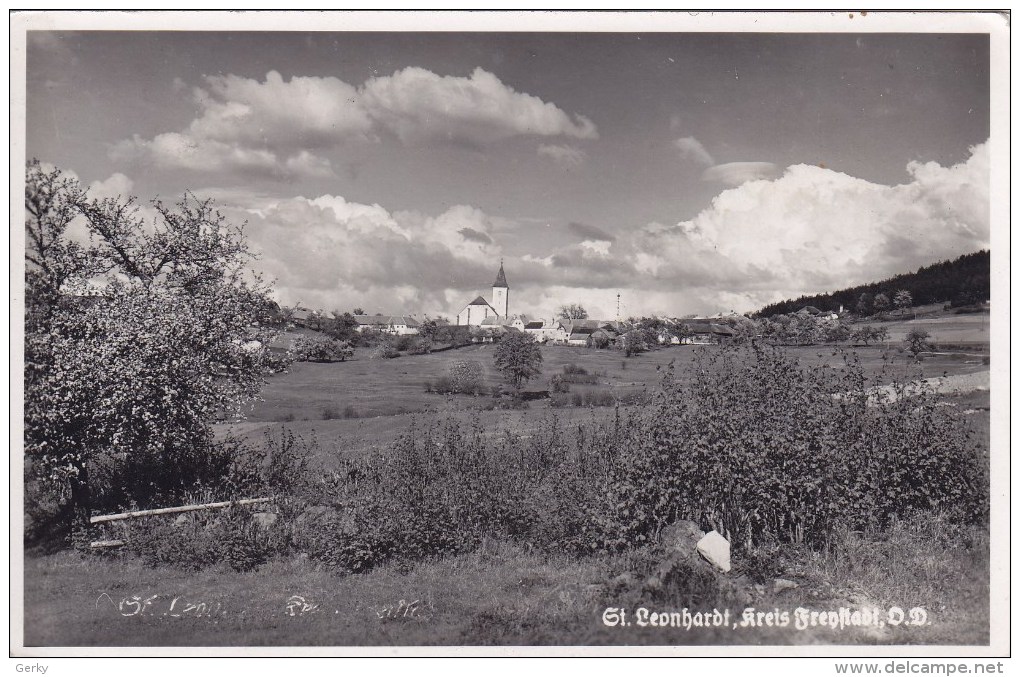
[754,251,990,318]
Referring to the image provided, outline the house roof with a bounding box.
[467,295,491,306]
[569,326,598,337]
[493,263,508,288]
[524,321,545,330]
[479,316,504,326]
[352,314,420,327]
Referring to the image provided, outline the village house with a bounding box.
[352,314,421,335]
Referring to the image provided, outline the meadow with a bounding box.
[23,310,993,648]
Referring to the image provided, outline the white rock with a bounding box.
[696,530,731,572]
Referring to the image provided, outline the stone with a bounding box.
[774,578,799,594]
[660,520,705,554]
[696,530,731,572]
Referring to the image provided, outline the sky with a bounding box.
[25,29,991,320]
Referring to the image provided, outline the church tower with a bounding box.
[492,260,509,318]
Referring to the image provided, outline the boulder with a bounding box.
[696,530,731,572]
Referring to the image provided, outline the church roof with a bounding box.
[493,263,508,288]
[468,295,491,306]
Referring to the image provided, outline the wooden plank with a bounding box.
[89,539,126,549]
[89,497,274,524]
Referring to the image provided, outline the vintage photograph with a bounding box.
[12,11,1007,657]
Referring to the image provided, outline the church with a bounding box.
[456,262,509,326]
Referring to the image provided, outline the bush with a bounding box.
[293,335,354,362]
[550,375,571,393]
[343,405,359,419]
[563,363,588,375]
[448,360,484,395]
[433,376,455,394]
[409,337,433,355]
[392,334,416,352]
[371,342,400,359]
[321,406,339,420]
[604,345,987,552]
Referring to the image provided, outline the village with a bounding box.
[283,261,744,349]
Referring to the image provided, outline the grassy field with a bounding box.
[23,310,994,648]
[216,335,991,472]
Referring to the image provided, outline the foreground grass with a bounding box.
[24,516,988,647]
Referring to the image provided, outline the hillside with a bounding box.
[755,250,990,318]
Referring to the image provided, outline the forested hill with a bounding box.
[754,250,991,318]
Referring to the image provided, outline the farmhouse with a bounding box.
[352,315,421,335]
[679,318,735,344]
[457,262,510,326]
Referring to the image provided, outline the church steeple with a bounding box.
[493,259,508,288]
[491,259,509,318]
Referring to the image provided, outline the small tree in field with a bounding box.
[24,160,279,533]
[894,289,913,311]
[852,324,889,346]
[493,332,543,390]
[905,328,934,356]
[622,329,647,357]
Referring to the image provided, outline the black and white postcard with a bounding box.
[10,10,1010,665]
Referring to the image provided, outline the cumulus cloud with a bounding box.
[362,67,597,145]
[112,67,598,180]
[180,141,988,319]
[627,141,990,311]
[110,70,374,180]
[538,144,588,167]
[673,136,715,166]
[88,172,134,199]
[702,161,779,186]
[210,191,513,313]
[566,221,615,242]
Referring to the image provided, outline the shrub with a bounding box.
[604,345,987,552]
[563,363,588,375]
[321,406,339,420]
[409,337,433,355]
[550,375,571,393]
[449,360,484,395]
[343,405,359,419]
[371,342,400,359]
[433,376,455,394]
[293,335,354,362]
[623,330,647,357]
[392,335,416,352]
